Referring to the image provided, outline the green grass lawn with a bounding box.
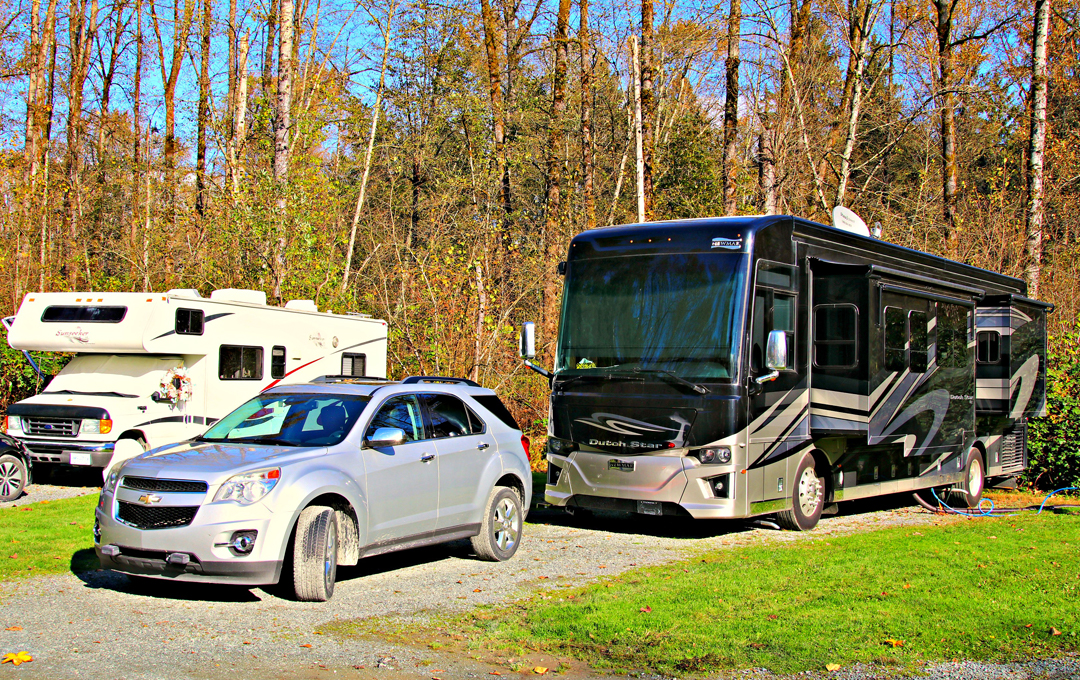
[447,512,1080,674]
[0,494,99,581]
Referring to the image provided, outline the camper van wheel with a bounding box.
[952,448,985,509]
[0,454,29,503]
[291,506,339,602]
[776,453,824,531]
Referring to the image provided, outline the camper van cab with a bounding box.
[4,289,387,476]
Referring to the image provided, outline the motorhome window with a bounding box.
[423,393,480,438]
[752,287,797,373]
[199,393,369,446]
[884,306,907,372]
[219,345,264,380]
[555,253,747,379]
[341,353,366,377]
[42,306,126,323]
[937,303,970,368]
[976,331,1001,364]
[175,308,204,335]
[813,304,857,368]
[271,346,287,379]
[909,311,929,373]
[757,262,797,290]
[366,395,424,442]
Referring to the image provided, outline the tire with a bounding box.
[775,452,825,531]
[951,447,985,509]
[0,453,29,502]
[470,486,524,561]
[291,506,338,602]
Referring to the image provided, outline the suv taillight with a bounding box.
[521,435,531,459]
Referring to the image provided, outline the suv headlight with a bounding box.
[81,419,113,435]
[214,468,281,505]
[6,416,21,432]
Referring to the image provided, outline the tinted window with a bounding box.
[424,393,476,438]
[219,345,264,380]
[884,306,907,372]
[977,331,1000,364]
[341,353,366,377]
[473,394,520,430]
[42,306,127,323]
[938,303,970,368]
[200,393,369,446]
[271,346,286,379]
[909,311,928,373]
[813,305,857,368]
[366,395,424,442]
[175,308,204,335]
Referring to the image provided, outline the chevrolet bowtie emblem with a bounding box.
[138,494,162,505]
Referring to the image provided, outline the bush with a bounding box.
[1024,319,1080,491]
[0,328,70,414]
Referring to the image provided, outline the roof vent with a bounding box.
[166,288,202,298]
[831,206,870,238]
[284,299,318,312]
[209,289,268,305]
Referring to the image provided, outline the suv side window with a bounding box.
[366,395,424,442]
[423,393,478,438]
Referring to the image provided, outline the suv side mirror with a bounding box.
[765,330,789,371]
[520,322,536,359]
[363,427,405,448]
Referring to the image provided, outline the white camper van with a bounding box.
[3,289,387,476]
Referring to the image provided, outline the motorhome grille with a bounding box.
[1000,425,1027,474]
[117,502,198,529]
[122,477,208,493]
[23,417,80,437]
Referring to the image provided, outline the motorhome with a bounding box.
[521,213,1050,530]
[4,289,387,477]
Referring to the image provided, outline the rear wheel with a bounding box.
[0,454,28,502]
[776,453,825,531]
[292,506,338,601]
[952,448,985,509]
[471,486,523,561]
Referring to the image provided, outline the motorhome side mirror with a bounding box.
[150,391,170,403]
[520,322,536,359]
[363,427,405,449]
[765,330,789,371]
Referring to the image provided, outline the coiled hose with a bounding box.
[912,486,1080,517]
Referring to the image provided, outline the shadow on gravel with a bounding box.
[334,538,476,585]
[75,566,263,602]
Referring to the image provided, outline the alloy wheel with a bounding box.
[0,460,23,499]
[493,497,520,552]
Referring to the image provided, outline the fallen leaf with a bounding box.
[1051,628,1062,636]
[988,535,997,539]
[1,651,32,666]
[300,643,313,648]
[489,672,502,676]
[767,614,778,620]
[749,643,765,649]
[7,554,16,559]
[903,584,911,589]
[456,580,463,584]
[639,606,652,613]
[884,639,904,648]
[473,588,482,593]
[826,663,841,671]
[5,627,22,632]
[533,667,548,675]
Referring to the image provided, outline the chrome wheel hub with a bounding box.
[967,457,983,497]
[797,466,822,516]
[492,497,520,552]
[0,461,22,499]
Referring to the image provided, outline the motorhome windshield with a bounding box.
[199,393,371,447]
[556,252,748,380]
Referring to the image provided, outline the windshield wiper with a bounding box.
[555,369,644,390]
[628,368,710,394]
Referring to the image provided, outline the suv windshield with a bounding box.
[556,252,748,380]
[199,393,370,447]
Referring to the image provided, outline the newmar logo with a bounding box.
[608,459,635,471]
[711,237,743,250]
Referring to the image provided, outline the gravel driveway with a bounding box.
[0,495,1074,680]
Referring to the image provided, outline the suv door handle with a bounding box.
[477,442,490,450]
[421,453,435,462]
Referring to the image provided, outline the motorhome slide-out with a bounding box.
[524,214,1050,531]
[4,289,387,476]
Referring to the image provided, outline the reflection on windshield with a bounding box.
[199,393,370,447]
[556,253,747,379]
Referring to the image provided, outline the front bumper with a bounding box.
[18,438,114,467]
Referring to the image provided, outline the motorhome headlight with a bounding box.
[214,468,281,505]
[547,438,578,455]
[81,419,113,435]
[696,446,732,465]
[6,416,21,432]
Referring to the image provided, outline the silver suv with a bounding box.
[94,376,532,601]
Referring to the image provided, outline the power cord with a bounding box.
[913,486,1080,517]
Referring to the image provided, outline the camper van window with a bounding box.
[976,331,1001,364]
[341,353,366,377]
[813,304,858,368]
[884,306,907,372]
[272,346,287,379]
[42,306,126,323]
[175,308,204,335]
[938,303,970,368]
[219,345,264,380]
[909,311,929,373]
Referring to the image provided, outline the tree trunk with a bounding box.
[640,0,654,219]
[225,0,237,192]
[65,0,99,285]
[1025,0,1050,296]
[132,0,143,280]
[580,0,595,231]
[150,0,195,229]
[541,0,571,351]
[479,0,511,240]
[272,0,294,299]
[195,0,211,216]
[758,130,776,214]
[835,0,876,208]
[722,0,740,216]
[230,32,250,196]
[933,0,958,250]
[262,0,278,96]
[23,0,41,180]
[631,35,645,223]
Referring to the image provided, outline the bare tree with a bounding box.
[1025,0,1050,296]
[195,0,212,216]
[541,0,571,348]
[580,0,596,231]
[150,0,195,224]
[272,0,294,298]
[722,0,740,215]
[479,0,511,236]
[640,0,655,219]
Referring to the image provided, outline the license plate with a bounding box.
[69,452,92,466]
[637,500,663,516]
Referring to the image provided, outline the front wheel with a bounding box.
[0,453,29,502]
[291,506,338,602]
[776,452,825,531]
[952,448,985,509]
[471,486,523,561]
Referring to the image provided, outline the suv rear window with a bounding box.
[473,395,520,431]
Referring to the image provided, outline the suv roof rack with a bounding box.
[313,375,393,384]
[401,376,481,387]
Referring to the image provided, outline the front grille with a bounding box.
[117,502,198,529]
[1000,424,1027,473]
[23,417,80,437]
[122,477,208,493]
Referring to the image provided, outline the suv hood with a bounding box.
[118,440,326,481]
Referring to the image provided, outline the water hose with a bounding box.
[912,486,1080,517]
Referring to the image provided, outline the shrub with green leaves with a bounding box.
[1025,319,1080,491]
[0,328,71,413]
